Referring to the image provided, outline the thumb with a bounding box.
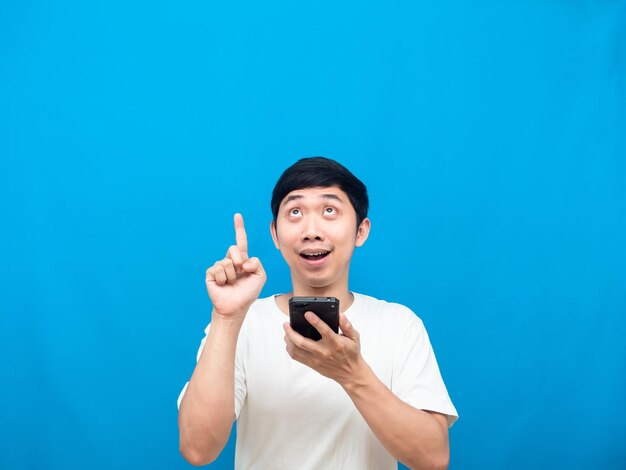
[339,312,359,341]
[242,257,265,277]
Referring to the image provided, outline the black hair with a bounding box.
[271,156,369,228]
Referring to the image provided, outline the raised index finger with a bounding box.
[234,213,249,259]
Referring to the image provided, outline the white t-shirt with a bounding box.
[178,293,458,469]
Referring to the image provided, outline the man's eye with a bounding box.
[324,207,336,214]
[290,209,301,216]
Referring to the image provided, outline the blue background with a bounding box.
[1,1,625,469]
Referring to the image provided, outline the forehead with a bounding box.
[279,186,348,207]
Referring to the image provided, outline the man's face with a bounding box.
[270,186,370,290]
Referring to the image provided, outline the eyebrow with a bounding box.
[281,193,345,207]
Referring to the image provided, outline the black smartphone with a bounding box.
[289,296,340,341]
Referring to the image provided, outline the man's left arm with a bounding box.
[283,311,450,470]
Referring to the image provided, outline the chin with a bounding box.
[306,279,332,289]
[302,273,339,289]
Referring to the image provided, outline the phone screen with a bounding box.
[288,296,340,341]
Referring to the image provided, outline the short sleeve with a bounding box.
[176,322,247,420]
[391,309,458,428]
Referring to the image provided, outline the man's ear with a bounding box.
[355,218,371,247]
[270,220,280,249]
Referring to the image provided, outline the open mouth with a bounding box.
[300,250,330,261]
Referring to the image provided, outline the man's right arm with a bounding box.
[178,213,266,466]
[178,315,244,466]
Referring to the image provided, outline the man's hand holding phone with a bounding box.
[205,213,266,321]
[283,311,369,388]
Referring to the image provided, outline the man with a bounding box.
[177,157,458,469]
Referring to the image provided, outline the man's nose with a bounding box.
[302,217,324,241]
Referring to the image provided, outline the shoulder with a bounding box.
[354,292,424,327]
[204,295,280,333]
[249,294,279,310]
[352,293,427,342]
[238,294,282,330]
